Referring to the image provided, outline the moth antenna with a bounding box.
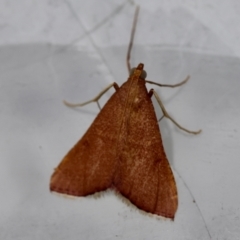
[126,5,140,75]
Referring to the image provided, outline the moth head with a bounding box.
[130,68,147,79]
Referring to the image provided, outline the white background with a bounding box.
[1,0,240,239]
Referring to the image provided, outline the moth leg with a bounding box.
[126,6,140,74]
[64,82,119,110]
[146,75,189,88]
[149,89,201,135]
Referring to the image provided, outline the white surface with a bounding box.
[1,0,240,239]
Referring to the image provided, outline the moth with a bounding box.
[50,6,201,219]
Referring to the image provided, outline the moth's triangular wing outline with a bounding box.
[50,80,132,196]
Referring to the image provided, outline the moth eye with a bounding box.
[140,70,147,79]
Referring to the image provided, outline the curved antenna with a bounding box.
[126,6,140,74]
